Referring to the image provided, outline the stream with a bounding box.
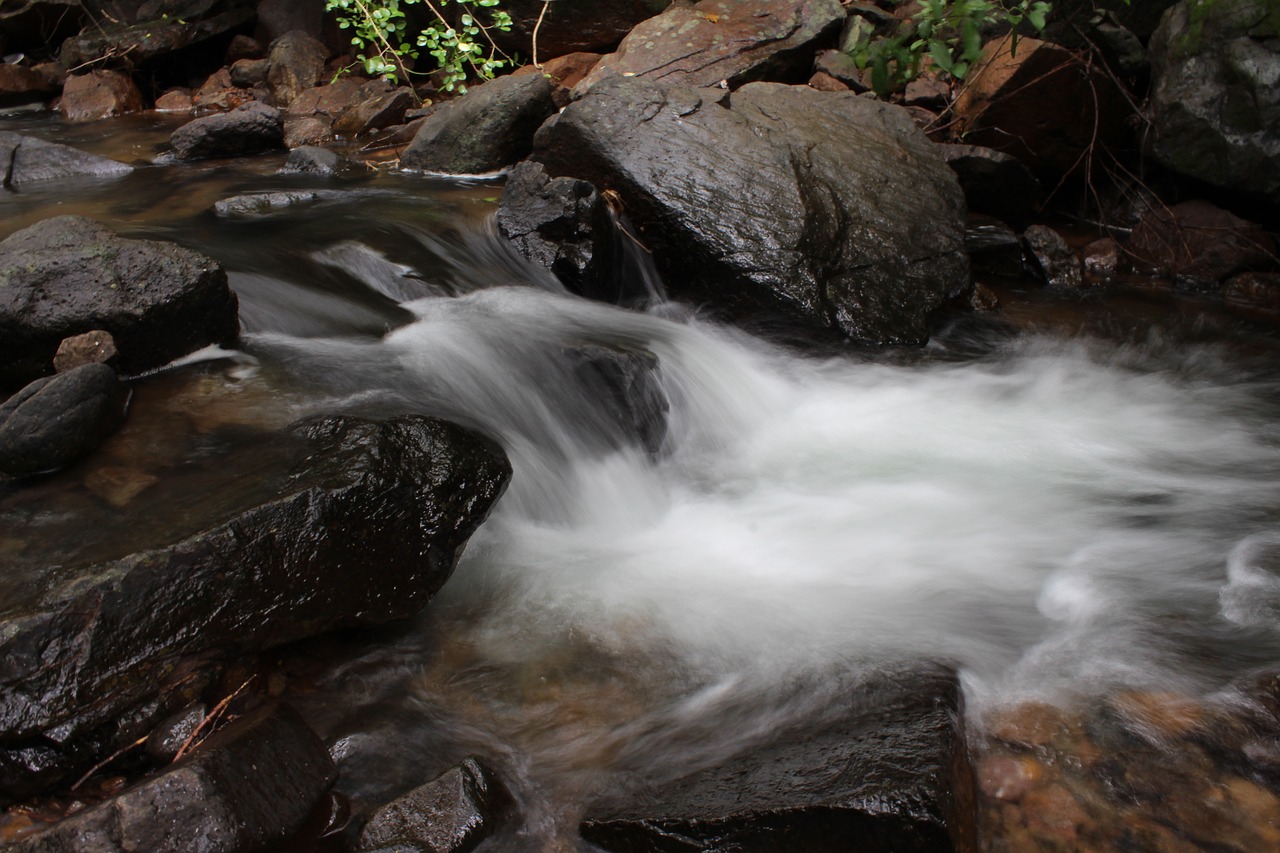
[5,112,1280,851]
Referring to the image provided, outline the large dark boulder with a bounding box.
[0,133,134,190]
[533,77,970,345]
[1148,0,1280,205]
[0,414,510,793]
[0,364,129,478]
[580,663,975,852]
[0,216,237,390]
[576,0,845,94]
[358,757,513,852]
[167,100,285,160]
[490,0,672,59]
[399,73,556,174]
[11,704,336,853]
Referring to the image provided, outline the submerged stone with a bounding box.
[0,133,133,189]
[580,663,975,852]
[0,364,128,478]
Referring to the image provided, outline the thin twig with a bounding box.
[70,736,147,792]
[531,0,551,69]
[173,676,254,762]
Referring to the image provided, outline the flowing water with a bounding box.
[6,113,1280,850]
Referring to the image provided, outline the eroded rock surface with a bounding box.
[358,757,513,852]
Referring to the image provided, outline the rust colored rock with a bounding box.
[58,70,142,122]
[1082,236,1121,281]
[808,70,849,92]
[987,701,1083,750]
[333,88,414,137]
[154,88,194,112]
[576,0,846,94]
[84,465,158,508]
[53,330,117,373]
[267,30,330,108]
[1127,199,1276,288]
[952,35,1131,183]
[1225,272,1280,315]
[1021,784,1088,843]
[230,58,269,88]
[516,52,603,107]
[286,77,365,118]
[0,64,57,108]
[814,49,869,92]
[977,755,1043,803]
[1110,690,1206,741]
[192,68,256,114]
[284,116,334,149]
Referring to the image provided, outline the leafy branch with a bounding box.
[325,0,514,92]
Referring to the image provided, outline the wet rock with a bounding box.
[213,190,326,217]
[1082,237,1121,281]
[1225,272,1280,315]
[986,701,1088,753]
[581,663,974,852]
[59,3,256,71]
[83,465,159,508]
[191,67,257,113]
[278,145,361,177]
[952,35,1131,184]
[168,100,284,160]
[0,216,237,390]
[57,70,143,122]
[267,29,330,108]
[143,704,207,764]
[333,87,414,137]
[1109,690,1207,742]
[10,704,335,853]
[286,77,364,118]
[977,755,1044,803]
[492,0,672,58]
[577,0,845,94]
[0,364,128,478]
[964,216,1024,278]
[970,282,1000,312]
[497,160,611,297]
[1148,0,1280,205]
[938,143,1041,228]
[1020,783,1087,843]
[1023,225,1083,289]
[1126,199,1275,289]
[53,330,118,373]
[566,345,669,454]
[0,63,58,107]
[0,415,510,788]
[400,73,556,174]
[0,133,133,190]
[512,51,601,108]
[357,757,513,852]
[534,77,969,345]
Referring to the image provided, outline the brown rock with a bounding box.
[814,49,869,92]
[58,70,142,122]
[230,58,269,88]
[332,87,414,137]
[516,51,603,107]
[987,701,1083,750]
[0,63,57,108]
[808,71,849,92]
[971,281,1000,311]
[1082,236,1121,281]
[576,0,846,94]
[1127,200,1276,288]
[1110,690,1206,741]
[904,76,949,109]
[1024,224,1083,289]
[267,30,330,108]
[84,466,158,508]
[192,68,256,114]
[1021,784,1087,843]
[286,77,365,118]
[284,116,334,149]
[1225,272,1280,315]
[952,34,1131,183]
[154,88,194,112]
[53,330,117,373]
[225,34,265,64]
[978,755,1044,802]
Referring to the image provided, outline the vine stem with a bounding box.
[532,0,551,69]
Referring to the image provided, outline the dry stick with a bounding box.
[531,0,552,69]
[173,676,255,762]
[70,735,148,792]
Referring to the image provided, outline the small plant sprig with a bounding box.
[848,0,1052,96]
[325,0,514,92]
